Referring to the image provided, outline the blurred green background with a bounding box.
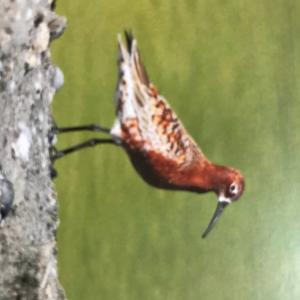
[52,1,300,299]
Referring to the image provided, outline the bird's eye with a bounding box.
[230,183,237,193]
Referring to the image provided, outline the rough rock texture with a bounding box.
[0,0,66,299]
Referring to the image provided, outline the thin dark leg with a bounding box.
[52,138,116,160]
[53,124,111,134]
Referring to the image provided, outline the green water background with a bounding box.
[52,1,300,299]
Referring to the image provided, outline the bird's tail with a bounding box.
[117,30,150,87]
[124,30,134,54]
[111,31,152,140]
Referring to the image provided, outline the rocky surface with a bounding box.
[0,1,66,299]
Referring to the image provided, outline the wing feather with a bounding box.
[112,32,205,166]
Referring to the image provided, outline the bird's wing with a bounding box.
[113,31,206,166]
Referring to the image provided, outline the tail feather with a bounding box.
[120,30,150,87]
[124,30,134,54]
[134,48,150,87]
[114,30,152,132]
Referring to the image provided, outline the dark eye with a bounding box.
[230,183,237,193]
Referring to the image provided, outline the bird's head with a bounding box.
[202,168,244,238]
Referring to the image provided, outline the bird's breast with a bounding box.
[122,140,212,193]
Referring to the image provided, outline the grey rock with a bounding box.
[0,172,14,223]
[0,1,66,299]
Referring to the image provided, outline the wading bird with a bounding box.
[52,31,245,238]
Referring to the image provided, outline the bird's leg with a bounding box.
[48,123,115,177]
[53,124,111,134]
[51,138,116,161]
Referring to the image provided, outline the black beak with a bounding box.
[202,201,229,238]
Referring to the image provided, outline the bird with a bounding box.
[52,31,245,238]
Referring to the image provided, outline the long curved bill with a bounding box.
[202,201,229,238]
